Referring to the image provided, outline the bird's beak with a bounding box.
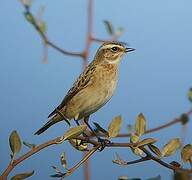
[125,47,135,53]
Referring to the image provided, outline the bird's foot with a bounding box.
[97,137,110,151]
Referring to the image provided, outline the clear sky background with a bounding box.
[0,0,192,179]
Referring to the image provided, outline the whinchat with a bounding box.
[35,41,135,135]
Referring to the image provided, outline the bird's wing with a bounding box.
[48,63,96,118]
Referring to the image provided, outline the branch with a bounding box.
[114,109,192,138]
[23,6,83,59]
[63,145,100,178]
[141,148,192,174]
[113,156,150,166]
[1,136,62,180]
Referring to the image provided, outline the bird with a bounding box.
[34,41,135,137]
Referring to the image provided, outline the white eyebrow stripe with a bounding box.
[100,44,123,50]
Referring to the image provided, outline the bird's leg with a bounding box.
[74,119,88,140]
[83,116,110,151]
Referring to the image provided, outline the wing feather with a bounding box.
[48,63,96,118]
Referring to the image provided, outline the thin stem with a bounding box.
[82,0,93,66]
[1,136,62,180]
[47,41,83,57]
[113,156,150,166]
[113,109,192,138]
[64,145,100,178]
[24,8,83,59]
[125,157,150,165]
[141,148,192,173]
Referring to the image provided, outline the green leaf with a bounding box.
[131,147,144,157]
[148,144,162,158]
[137,138,157,147]
[60,152,67,169]
[115,27,124,37]
[146,175,161,180]
[130,133,140,143]
[9,130,22,159]
[161,138,181,157]
[63,125,87,141]
[135,113,146,136]
[118,176,128,180]
[23,141,36,149]
[112,152,127,166]
[24,13,34,23]
[11,171,34,180]
[103,20,114,35]
[93,122,109,136]
[69,139,88,151]
[36,6,47,33]
[19,0,33,7]
[108,115,122,138]
[39,21,47,34]
[188,87,192,103]
[181,144,192,163]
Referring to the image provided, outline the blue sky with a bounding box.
[0,0,192,179]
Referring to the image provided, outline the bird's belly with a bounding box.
[65,79,117,119]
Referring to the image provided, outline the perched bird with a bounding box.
[35,41,135,136]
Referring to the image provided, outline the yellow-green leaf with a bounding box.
[39,21,47,33]
[60,152,67,169]
[9,130,22,158]
[63,125,87,141]
[108,116,122,138]
[93,122,109,137]
[69,139,88,151]
[146,175,161,180]
[181,144,192,162]
[135,113,146,136]
[137,138,157,147]
[161,138,181,157]
[23,141,36,149]
[118,176,128,180]
[103,20,114,35]
[148,144,162,158]
[11,171,34,180]
[24,13,34,23]
[130,133,140,143]
[115,27,124,37]
[188,87,192,103]
[131,147,144,157]
[19,0,33,7]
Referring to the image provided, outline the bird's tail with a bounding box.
[34,115,63,135]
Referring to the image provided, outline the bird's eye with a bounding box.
[111,47,118,52]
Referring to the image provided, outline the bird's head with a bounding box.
[94,41,135,64]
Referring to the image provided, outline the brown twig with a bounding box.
[64,145,100,178]
[23,6,83,59]
[111,109,192,138]
[1,131,192,180]
[113,147,192,174]
[1,136,62,180]
[141,148,192,173]
[113,156,150,166]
